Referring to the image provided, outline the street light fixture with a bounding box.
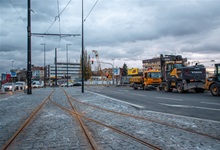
[41,43,46,88]
[66,44,71,87]
[12,60,14,69]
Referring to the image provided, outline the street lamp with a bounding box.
[211,60,215,66]
[12,60,14,69]
[41,43,46,88]
[66,44,71,87]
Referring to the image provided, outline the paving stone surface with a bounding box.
[0,87,220,150]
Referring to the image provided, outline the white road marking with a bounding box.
[155,97,183,101]
[159,103,220,111]
[130,93,146,97]
[201,101,220,106]
[87,91,144,109]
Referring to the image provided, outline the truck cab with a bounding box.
[143,70,162,89]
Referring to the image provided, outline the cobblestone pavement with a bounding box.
[0,87,220,150]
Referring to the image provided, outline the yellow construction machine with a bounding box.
[129,69,162,90]
[160,54,206,93]
[205,63,220,96]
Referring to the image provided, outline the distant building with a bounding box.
[32,66,44,80]
[46,62,80,81]
[142,56,187,70]
[142,57,161,70]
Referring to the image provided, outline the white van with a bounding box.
[32,81,44,88]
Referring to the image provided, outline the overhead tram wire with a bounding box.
[57,0,61,48]
[74,0,99,34]
[84,0,99,22]
[8,0,26,27]
[45,0,72,34]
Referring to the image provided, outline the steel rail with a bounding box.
[1,90,55,150]
[49,88,98,150]
[68,96,220,141]
[50,89,161,150]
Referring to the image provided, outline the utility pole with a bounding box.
[55,48,57,86]
[41,43,46,88]
[81,0,84,93]
[66,44,71,87]
[27,0,32,94]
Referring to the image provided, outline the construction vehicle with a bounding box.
[92,50,103,77]
[129,69,162,90]
[205,63,220,96]
[160,54,206,93]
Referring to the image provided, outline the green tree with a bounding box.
[122,63,128,76]
[80,50,92,81]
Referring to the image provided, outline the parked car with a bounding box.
[4,82,16,91]
[15,81,26,90]
[60,82,73,87]
[32,81,44,88]
[73,82,82,86]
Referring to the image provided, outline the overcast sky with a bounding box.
[1,0,220,73]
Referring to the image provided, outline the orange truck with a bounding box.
[129,70,162,90]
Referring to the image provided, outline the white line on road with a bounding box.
[201,101,220,106]
[87,91,145,109]
[155,97,183,101]
[159,103,220,111]
[130,93,146,97]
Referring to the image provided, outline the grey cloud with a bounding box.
[1,0,220,73]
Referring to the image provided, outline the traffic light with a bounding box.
[106,73,109,78]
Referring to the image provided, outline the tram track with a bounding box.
[67,94,220,141]
[1,90,55,150]
[1,89,98,150]
[1,88,219,149]
[50,89,162,150]
[59,91,161,150]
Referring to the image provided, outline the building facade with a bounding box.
[46,62,80,81]
[32,66,44,80]
[142,57,161,70]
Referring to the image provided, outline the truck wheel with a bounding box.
[210,84,220,96]
[164,82,172,92]
[194,88,205,93]
[176,82,183,93]
[133,84,138,90]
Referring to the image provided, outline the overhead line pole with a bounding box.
[66,44,71,87]
[27,0,32,94]
[55,48,58,86]
[81,0,84,93]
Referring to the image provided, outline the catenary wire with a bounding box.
[84,0,99,21]
[45,0,72,33]
[74,0,99,34]
[57,0,61,48]
[8,0,26,27]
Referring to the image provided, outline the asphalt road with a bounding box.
[86,86,220,122]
